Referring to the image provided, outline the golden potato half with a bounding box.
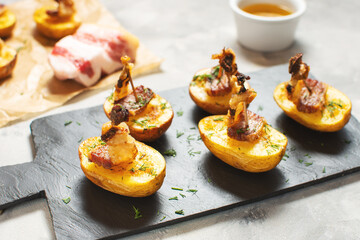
[33,7,81,39]
[189,68,232,114]
[199,115,288,173]
[273,82,352,132]
[0,8,16,37]
[0,42,17,79]
[79,137,166,197]
[104,93,174,142]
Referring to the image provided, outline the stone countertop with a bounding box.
[1,0,360,239]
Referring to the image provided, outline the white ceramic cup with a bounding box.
[229,0,306,52]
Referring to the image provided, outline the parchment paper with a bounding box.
[0,0,163,127]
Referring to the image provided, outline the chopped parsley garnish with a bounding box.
[164,149,176,157]
[171,187,183,191]
[187,189,198,193]
[305,153,311,158]
[190,127,196,130]
[78,137,83,143]
[129,168,135,173]
[132,205,142,219]
[64,121,72,126]
[175,210,184,215]
[160,102,168,110]
[107,92,114,101]
[298,159,304,163]
[176,110,184,117]
[188,149,201,156]
[285,179,289,183]
[257,105,264,111]
[180,193,186,198]
[132,118,150,127]
[176,130,184,138]
[160,216,166,221]
[187,134,196,141]
[169,196,178,200]
[213,117,224,121]
[66,185,71,189]
[304,162,313,167]
[138,163,148,171]
[62,197,71,204]
[323,167,326,173]
[284,153,289,158]
[76,122,81,126]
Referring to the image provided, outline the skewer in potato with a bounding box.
[199,65,287,173]
[189,48,252,114]
[33,0,81,39]
[104,56,174,142]
[79,121,166,197]
[0,4,16,37]
[273,53,351,132]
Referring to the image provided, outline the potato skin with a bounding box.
[199,115,287,173]
[33,6,81,39]
[104,93,174,142]
[189,68,232,114]
[0,9,16,37]
[0,43,17,79]
[273,82,351,132]
[79,137,166,197]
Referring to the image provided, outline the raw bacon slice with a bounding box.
[74,24,138,74]
[49,36,103,87]
[49,24,139,87]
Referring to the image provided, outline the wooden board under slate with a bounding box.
[1,64,360,239]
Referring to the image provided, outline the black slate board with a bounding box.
[1,64,360,239]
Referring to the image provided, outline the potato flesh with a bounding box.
[199,116,287,172]
[273,82,351,132]
[79,137,166,197]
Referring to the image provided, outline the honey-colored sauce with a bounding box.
[240,3,293,17]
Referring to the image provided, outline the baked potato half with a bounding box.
[199,115,287,173]
[0,39,17,79]
[0,6,16,37]
[79,137,166,197]
[189,68,233,114]
[104,93,174,142]
[274,82,351,132]
[33,5,81,39]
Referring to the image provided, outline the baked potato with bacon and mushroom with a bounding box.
[79,121,166,197]
[33,0,81,39]
[273,53,351,132]
[199,55,287,173]
[104,56,174,142]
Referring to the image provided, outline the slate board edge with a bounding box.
[100,164,360,240]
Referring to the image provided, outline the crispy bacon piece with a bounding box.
[227,110,265,142]
[114,85,154,116]
[286,53,327,113]
[89,145,112,169]
[293,78,327,113]
[206,70,232,96]
[204,48,243,97]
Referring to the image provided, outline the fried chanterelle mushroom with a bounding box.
[79,121,166,197]
[33,0,81,39]
[198,50,288,173]
[274,53,351,132]
[103,56,174,142]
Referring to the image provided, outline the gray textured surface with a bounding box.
[1,0,360,239]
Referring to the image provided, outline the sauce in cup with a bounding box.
[240,3,293,17]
